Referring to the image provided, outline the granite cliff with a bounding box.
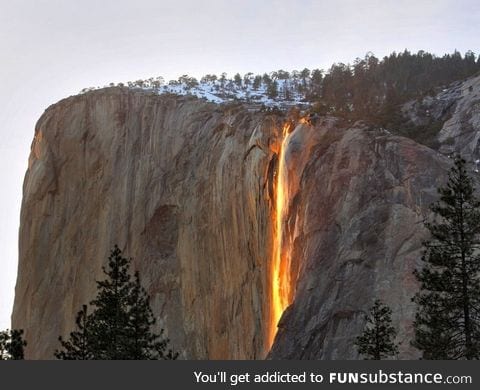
[269,120,449,359]
[14,89,279,359]
[13,76,480,359]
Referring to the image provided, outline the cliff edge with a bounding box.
[13,87,458,359]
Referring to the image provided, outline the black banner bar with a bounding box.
[0,361,477,389]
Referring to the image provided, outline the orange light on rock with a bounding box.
[268,122,293,349]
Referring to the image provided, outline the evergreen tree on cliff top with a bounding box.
[355,299,399,360]
[55,245,177,360]
[413,156,480,359]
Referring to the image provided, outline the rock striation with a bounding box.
[402,73,480,161]
[14,86,464,359]
[13,89,282,359]
[269,119,450,359]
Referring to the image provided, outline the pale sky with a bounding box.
[1,0,479,329]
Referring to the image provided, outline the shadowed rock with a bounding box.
[14,87,463,359]
[13,88,282,359]
[269,121,450,359]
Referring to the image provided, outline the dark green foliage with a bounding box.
[413,156,480,359]
[8,330,26,360]
[95,50,480,115]
[252,75,262,90]
[300,68,311,87]
[177,75,198,89]
[0,331,8,359]
[0,329,27,360]
[88,246,132,359]
[308,69,323,99]
[234,73,242,87]
[355,300,399,360]
[91,50,480,147]
[267,80,278,99]
[55,245,178,360]
[126,272,177,359]
[55,305,92,360]
[393,119,444,149]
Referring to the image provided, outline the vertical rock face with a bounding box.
[269,120,450,359]
[436,75,480,160]
[13,88,281,359]
[402,74,480,160]
[14,87,458,360]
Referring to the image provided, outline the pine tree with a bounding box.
[413,156,480,359]
[88,245,132,359]
[54,305,92,359]
[0,329,27,360]
[267,80,278,99]
[55,245,177,360]
[233,73,242,87]
[355,299,399,360]
[252,75,262,90]
[0,331,7,359]
[126,272,177,359]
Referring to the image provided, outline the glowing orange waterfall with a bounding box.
[268,122,293,349]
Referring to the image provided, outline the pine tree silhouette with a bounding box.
[0,329,27,360]
[355,299,399,360]
[413,156,480,359]
[55,245,177,360]
[55,305,92,359]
